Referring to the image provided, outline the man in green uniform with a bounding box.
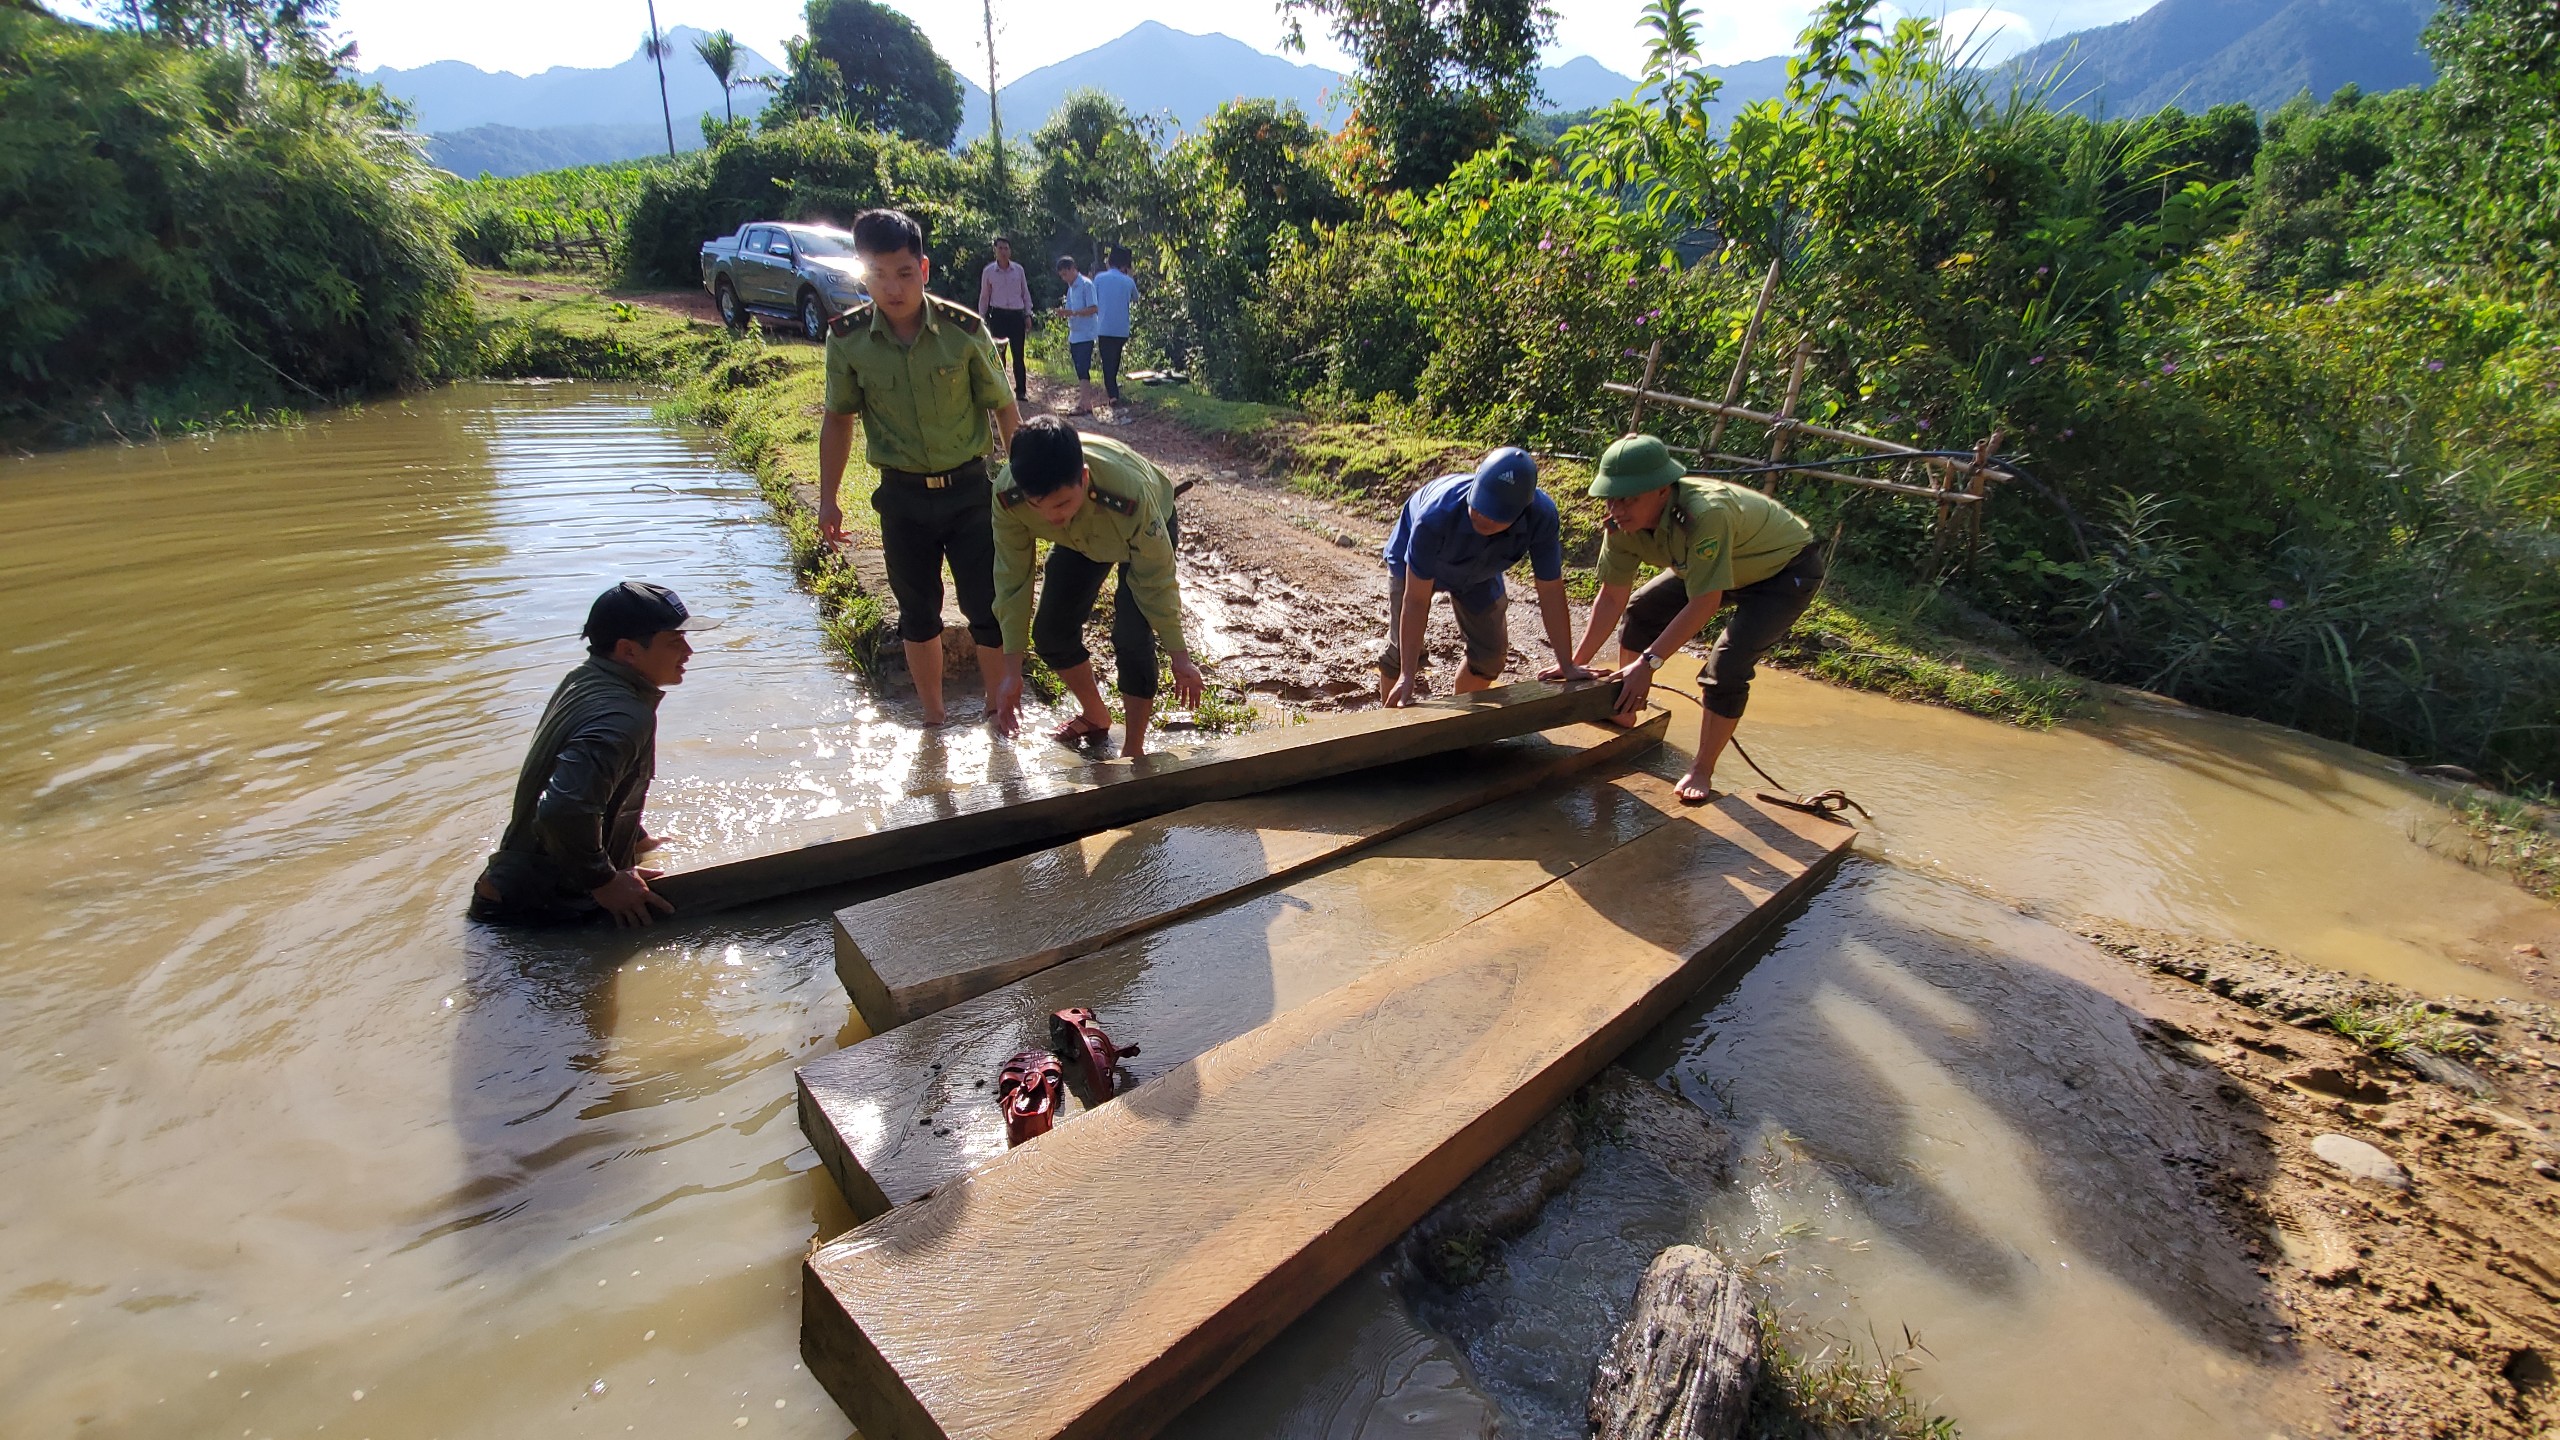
[987,416,1204,758]
[1569,434,1823,804]
[469,581,718,928]
[816,208,1023,725]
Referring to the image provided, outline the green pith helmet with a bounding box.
[1588,434,1687,498]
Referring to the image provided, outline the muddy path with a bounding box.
[1020,372,1567,711]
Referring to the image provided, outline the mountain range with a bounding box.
[2005,0,2435,115]
[367,3,2446,179]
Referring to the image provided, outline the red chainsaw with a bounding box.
[996,1049,1064,1147]
[1048,1006,1140,1100]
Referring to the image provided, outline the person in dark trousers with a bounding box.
[1377,447,1593,705]
[1055,254,1101,416]
[470,581,719,928]
[977,236,1033,403]
[817,208,1023,725]
[1570,434,1822,804]
[988,417,1203,757]
[1092,246,1138,406]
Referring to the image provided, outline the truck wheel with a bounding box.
[715,278,745,333]
[799,289,825,341]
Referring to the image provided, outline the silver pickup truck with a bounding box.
[700,222,868,339]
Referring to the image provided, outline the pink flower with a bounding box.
[2161,360,2178,375]
[2425,359,2445,372]
[2029,355,2045,365]
[2269,597,2288,611]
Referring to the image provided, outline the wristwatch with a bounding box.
[1636,651,1664,670]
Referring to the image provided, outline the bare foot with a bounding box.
[1673,771,1719,805]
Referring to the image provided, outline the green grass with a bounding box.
[2321,1000,2485,1058]
[1769,568,2097,729]
[469,275,726,380]
[2446,789,2560,902]
[1747,1310,1960,1440]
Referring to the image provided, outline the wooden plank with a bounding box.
[650,679,1620,915]
[801,796,1857,1440]
[834,718,1664,1032]
[797,721,1678,1219]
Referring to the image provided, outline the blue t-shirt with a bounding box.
[1093,268,1137,337]
[1063,276,1101,343]
[1381,472,1565,610]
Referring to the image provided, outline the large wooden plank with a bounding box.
[834,718,1663,1032]
[797,721,1677,1218]
[801,796,1857,1440]
[651,679,1618,915]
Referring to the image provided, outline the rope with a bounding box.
[1644,679,1870,824]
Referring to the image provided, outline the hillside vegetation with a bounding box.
[2,5,467,442]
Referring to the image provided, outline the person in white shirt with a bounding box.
[1055,254,1101,417]
[977,237,1034,403]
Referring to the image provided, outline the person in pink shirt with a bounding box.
[977,237,1034,403]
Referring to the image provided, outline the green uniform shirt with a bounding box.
[992,435,1188,656]
[822,295,1012,474]
[1595,477,1813,598]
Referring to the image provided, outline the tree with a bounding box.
[1278,0,1554,190]
[805,0,964,148]
[104,0,347,72]
[641,0,675,158]
[695,28,741,125]
[760,34,845,126]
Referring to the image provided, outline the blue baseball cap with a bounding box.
[1467,447,1539,525]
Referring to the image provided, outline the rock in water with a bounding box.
[1588,1245,1759,1440]
[2312,1133,2411,1190]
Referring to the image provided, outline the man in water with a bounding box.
[1378,447,1592,705]
[816,208,1022,726]
[987,417,1203,757]
[469,581,718,928]
[1569,434,1822,803]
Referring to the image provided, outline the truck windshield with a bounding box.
[792,231,860,258]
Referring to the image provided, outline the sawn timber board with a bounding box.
[801,795,1857,1440]
[651,679,1619,915]
[797,718,1676,1219]
[833,717,1663,1032]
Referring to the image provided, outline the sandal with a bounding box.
[1052,714,1112,747]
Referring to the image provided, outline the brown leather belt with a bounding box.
[881,458,988,490]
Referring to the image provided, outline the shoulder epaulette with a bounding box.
[1088,486,1137,517]
[826,303,873,338]
[997,486,1028,509]
[928,295,985,335]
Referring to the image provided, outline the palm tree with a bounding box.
[641,0,675,158]
[695,28,741,125]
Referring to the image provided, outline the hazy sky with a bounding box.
[142,0,2162,79]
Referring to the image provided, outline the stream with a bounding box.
[2,383,2548,1438]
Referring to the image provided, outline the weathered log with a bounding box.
[1588,1246,1761,1440]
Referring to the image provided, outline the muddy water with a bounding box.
[1,385,2549,1440]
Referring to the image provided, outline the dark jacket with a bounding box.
[477,656,660,910]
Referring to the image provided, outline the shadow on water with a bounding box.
[1176,856,2294,1440]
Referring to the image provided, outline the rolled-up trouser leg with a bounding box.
[940,474,1003,650]
[1032,541,1111,676]
[1108,516,1174,697]
[872,480,949,644]
[1698,545,1824,719]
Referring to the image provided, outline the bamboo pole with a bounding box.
[1600,383,2014,481]
[1763,337,1814,493]
[1628,338,1665,432]
[1707,259,1783,450]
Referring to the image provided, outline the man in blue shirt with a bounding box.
[1055,255,1101,416]
[1091,247,1138,405]
[1378,448,1594,705]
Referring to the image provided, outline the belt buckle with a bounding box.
[924,473,948,489]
